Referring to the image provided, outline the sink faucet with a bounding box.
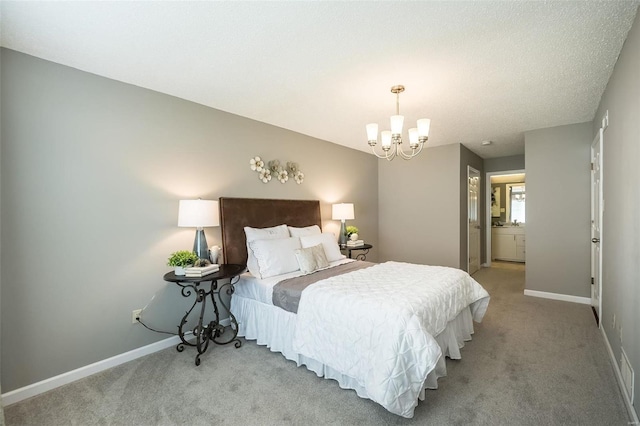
[512,219,519,226]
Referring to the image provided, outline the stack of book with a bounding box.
[185,264,220,277]
[346,239,364,247]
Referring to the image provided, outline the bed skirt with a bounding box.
[230,294,476,409]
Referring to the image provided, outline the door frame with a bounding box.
[591,127,604,328]
[467,166,481,274]
[485,169,525,266]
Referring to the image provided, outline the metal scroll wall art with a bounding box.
[249,156,304,184]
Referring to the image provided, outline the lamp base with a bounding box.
[193,229,209,261]
[339,220,347,248]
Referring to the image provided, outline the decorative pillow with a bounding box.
[244,224,289,277]
[249,237,301,279]
[288,225,322,237]
[295,244,329,274]
[299,232,345,263]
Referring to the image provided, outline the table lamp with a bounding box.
[332,203,355,247]
[178,199,220,260]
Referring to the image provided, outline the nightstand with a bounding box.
[341,243,373,260]
[163,263,245,366]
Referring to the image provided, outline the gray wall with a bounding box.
[484,154,525,173]
[0,48,379,392]
[378,144,460,267]
[459,145,484,269]
[524,122,592,297]
[593,8,640,414]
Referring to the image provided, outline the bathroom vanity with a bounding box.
[491,226,525,262]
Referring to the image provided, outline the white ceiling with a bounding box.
[1,1,638,159]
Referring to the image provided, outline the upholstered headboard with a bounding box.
[219,197,322,266]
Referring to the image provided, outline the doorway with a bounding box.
[485,170,526,266]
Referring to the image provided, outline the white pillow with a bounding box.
[244,224,289,277]
[299,233,345,263]
[288,225,321,237]
[249,237,301,279]
[295,244,329,274]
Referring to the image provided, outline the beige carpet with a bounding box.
[4,265,630,425]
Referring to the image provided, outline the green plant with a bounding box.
[346,225,359,236]
[167,250,198,267]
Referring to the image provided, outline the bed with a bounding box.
[220,197,490,418]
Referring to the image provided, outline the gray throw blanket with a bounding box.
[272,261,375,313]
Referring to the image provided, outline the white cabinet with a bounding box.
[493,233,516,260]
[492,227,525,262]
[515,234,526,260]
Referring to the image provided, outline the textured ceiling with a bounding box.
[1,1,638,159]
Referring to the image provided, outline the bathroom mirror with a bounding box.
[506,183,526,224]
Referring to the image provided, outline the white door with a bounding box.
[591,128,603,327]
[468,167,481,275]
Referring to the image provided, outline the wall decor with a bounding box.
[249,156,304,184]
[491,186,501,218]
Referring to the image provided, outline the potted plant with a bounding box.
[346,225,359,241]
[167,250,199,276]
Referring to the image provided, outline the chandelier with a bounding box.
[366,85,431,161]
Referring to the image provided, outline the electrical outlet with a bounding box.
[132,309,142,324]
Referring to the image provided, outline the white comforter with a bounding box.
[292,261,490,418]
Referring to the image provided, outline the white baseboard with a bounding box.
[523,289,591,305]
[601,327,640,424]
[1,318,230,407]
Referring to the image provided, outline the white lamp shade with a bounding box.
[417,118,431,137]
[332,203,355,221]
[381,131,392,148]
[390,115,404,135]
[178,200,220,227]
[408,128,419,147]
[366,123,378,141]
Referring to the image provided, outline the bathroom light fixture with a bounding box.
[178,199,220,260]
[366,85,430,161]
[332,203,355,247]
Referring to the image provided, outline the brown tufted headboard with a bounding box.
[219,197,322,266]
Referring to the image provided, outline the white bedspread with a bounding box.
[292,261,490,418]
